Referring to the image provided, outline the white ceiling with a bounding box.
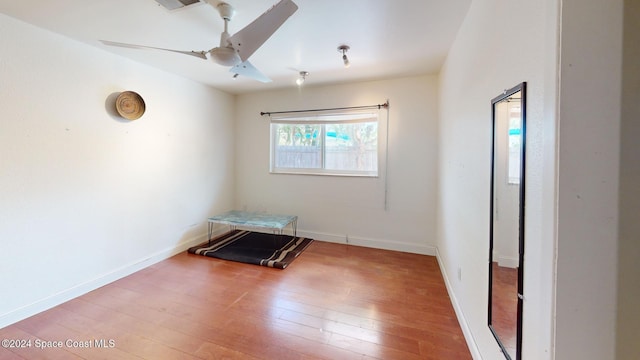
[0,0,470,94]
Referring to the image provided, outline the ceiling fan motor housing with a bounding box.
[210,46,241,66]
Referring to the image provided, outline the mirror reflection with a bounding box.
[489,82,526,360]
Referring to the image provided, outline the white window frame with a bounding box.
[269,110,381,177]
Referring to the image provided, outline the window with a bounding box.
[507,102,522,185]
[270,111,379,176]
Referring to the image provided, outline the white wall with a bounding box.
[437,0,557,359]
[0,14,235,327]
[234,76,439,254]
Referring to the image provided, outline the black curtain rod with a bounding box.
[260,101,389,116]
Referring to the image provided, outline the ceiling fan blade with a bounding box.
[228,0,298,62]
[100,40,208,60]
[230,61,272,83]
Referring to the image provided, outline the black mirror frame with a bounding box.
[488,82,526,360]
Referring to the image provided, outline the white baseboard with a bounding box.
[298,229,437,256]
[496,256,519,269]
[0,232,213,329]
[1,229,438,330]
[435,247,483,360]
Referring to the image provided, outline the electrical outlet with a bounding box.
[457,267,462,281]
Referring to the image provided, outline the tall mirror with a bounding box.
[488,82,526,360]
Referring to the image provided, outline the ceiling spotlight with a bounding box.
[296,71,309,86]
[338,44,351,68]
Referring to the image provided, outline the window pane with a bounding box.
[273,124,322,169]
[270,113,379,177]
[325,122,378,172]
[507,108,521,184]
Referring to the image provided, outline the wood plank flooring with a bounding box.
[0,241,471,360]
[490,262,518,355]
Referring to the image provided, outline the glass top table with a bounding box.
[207,210,298,243]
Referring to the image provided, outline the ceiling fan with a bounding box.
[101,0,298,83]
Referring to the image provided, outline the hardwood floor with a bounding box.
[490,262,518,355]
[0,241,471,360]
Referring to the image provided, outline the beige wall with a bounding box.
[234,75,439,254]
[0,14,235,327]
[437,0,557,358]
[439,0,630,359]
[616,0,640,358]
[555,0,623,358]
